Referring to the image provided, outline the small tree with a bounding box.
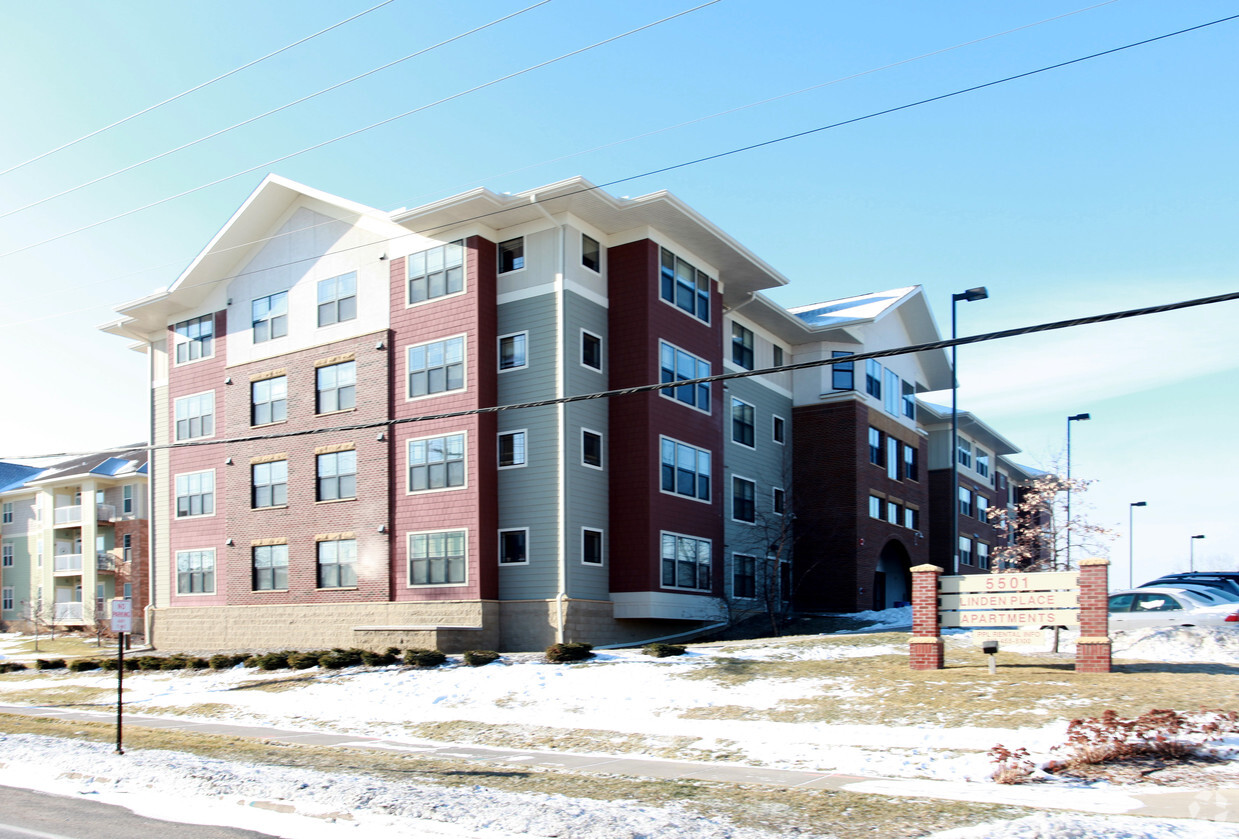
[18,599,56,652]
[988,471,1114,573]
[728,458,798,636]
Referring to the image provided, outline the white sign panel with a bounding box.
[941,608,1079,628]
[110,599,132,633]
[940,590,1078,610]
[939,571,1078,594]
[972,630,1048,646]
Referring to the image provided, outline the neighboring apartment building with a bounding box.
[0,450,148,636]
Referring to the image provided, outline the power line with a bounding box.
[0,0,397,179]
[7,288,1237,462]
[0,0,723,260]
[0,1,554,222]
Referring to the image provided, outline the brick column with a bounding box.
[909,564,944,670]
[1075,558,1111,673]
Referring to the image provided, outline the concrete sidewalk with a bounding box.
[2,702,1236,824]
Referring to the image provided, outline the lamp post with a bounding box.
[1128,501,1147,588]
[1190,534,1206,572]
[951,287,988,574]
[1064,413,1090,568]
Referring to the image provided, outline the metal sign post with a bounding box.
[110,600,132,755]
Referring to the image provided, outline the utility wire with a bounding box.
[0,0,723,260]
[0,1,553,222]
[0,0,397,179]
[7,289,1237,461]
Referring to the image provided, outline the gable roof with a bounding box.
[21,446,149,488]
[0,462,43,493]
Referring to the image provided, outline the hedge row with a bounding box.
[18,647,503,673]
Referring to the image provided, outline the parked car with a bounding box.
[1140,573,1239,598]
[1108,586,1239,629]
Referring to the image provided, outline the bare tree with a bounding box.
[988,471,1115,573]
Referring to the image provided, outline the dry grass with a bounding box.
[0,636,115,658]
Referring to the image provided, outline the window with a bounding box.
[582,528,603,565]
[173,314,213,364]
[582,234,601,272]
[959,537,973,566]
[317,272,357,326]
[660,438,710,501]
[773,345,784,367]
[869,496,883,519]
[581,429,603,469]
[732,323,754,370]
[252,460,288,508]
[902,380,916,420]
[316,361,355,414]
[661,532,711,590]
[772,415,785,445]
[959,486,973,517]
[499,530,528,565]
[122,534,132,563]
[831,351,854,391]
[1,502,10,523]
[975,448,990,478]
[887,500,902,525]
[732,477,756,523]
[251,292,288,343]
[122,485,133,514]
[253,544,288,591]
[731,398,755,447]
[174,392,214,440]
[581,330,602,370]
[904,507,920,531]
[772,487,786,516]
[734,554,756,598]
[408,336,465,398]
[884,369,900,415]
[317,539,357,588]
[976,494,990,522]
[498,332,527,371]
[903,444,919,481]
[317,450,357,501]
[868,427,883,465]
[408,433,466,492]
[407,239,464,303]
[251,376,287,426]
[957,438,972,468]
[409,530,467,586]
[123,582,132,600]
[1,544,11,567]
[886,437,899,480]
[498,431,527,469]
[175,471,214,518]
[977,542,991,570]
[498,237,524,273]
[659,247,711,322]
[865,360,882,398]
[176,549,215,594]
[660,342,710,411]
[2,588,13,612]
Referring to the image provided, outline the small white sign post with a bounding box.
[110,599,131,754]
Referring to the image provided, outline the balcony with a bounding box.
[51,504,117,527]
[53,602,84,622]
[51,553,115,575]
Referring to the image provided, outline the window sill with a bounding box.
[315,497,357,505]
[316,586,358,591]
[250,420,288,429]
[252,589,289,593]
[252,505,288,511]
[316,407,357,418]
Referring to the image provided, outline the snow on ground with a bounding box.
[925,812,1239,839]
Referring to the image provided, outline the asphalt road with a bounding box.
[0,786,279,839]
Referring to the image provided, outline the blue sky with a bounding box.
[1,0,1235,581]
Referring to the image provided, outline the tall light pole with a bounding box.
[1064,412,1090,569]
[951,287,988,574]
[1190,534,1206,572]
[1128,501,1147,588]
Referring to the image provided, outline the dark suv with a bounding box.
[1140,572,1239,597]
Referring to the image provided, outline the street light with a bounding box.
[1065,413,1090,568]
[1190,534,1206,572]
[1128,502,1147,588]
[951,286,988,574]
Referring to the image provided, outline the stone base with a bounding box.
[909,636,944,670]
[1076,638,1112,673]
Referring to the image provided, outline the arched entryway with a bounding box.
[873,540,913,611]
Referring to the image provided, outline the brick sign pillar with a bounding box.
[909,564,944,670]
[1075,558,1111,673]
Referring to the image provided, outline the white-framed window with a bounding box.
[772,415,785,445]
[957,438,972,468]
[317,272,357,326]
[659,247,711,323]
[904,507,920,531]
[884,369,900,415]
[317,450,357,501]
[317,538,357,588]
[959,486,973,517]
[959,536,973,567]
[1,544,12,567]
[733,554,756,599]
[977,541,991,570]
[660,531,710,591]
[903,444,919,481]
[581,429,603,470]
[408,433,466,493]
[252,544,288,591]
[975,448,991,478]
[772,487,786,516]
[2,502,11,523]
[175,470,214,518]
[252,291,288,343]
[498,430,527,469]
[660,437,710,502]
[123,582,132,599]
[122,534,132,563]
[732,476,756,523]
[773,345,784,367]
[252,460,288,508]
[868,427,882,465]
[582,233,601,272]
[174,391,215,440]
[581,330,603,371]
[659,341,710,412]
[901,380,916,420]
[886,500,901,525]
[317,360,356,414]
[407,239,465,304]
[498,237,525,273]
[582,528,604,565]
[731,323,754,370]
[831,351,854,390]
[408,336,465,399]
[498,332,528,371]
[499,529,528,565]
[865,359,882,398]
[176,549,215,595]
[173,314,213,364]
[408,529,467,586]
[122,485,134,515]
[251,376,287,426]
[731,398,755,448]
[868,495,883,519]
[1,587,13,612]
[976,494,990,521]
[886,437,899,480]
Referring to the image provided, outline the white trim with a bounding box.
[579,328,603,373]
[731,552,758,600]
[497,331,529,373]
[580,427,604,471]
[173,389,217,441]
[611,590,726,621]
[405,237,467,309]
[580,232,602,274]
[658,530,713,593]
[406,527,469,588]
[173,468,217,520]
[658,339,712,416]
[497,236,526,275]
[405,333,468,403]
[729,396,756,449]
[772,486,786,517]
[658,435,712,505]
[772,414,786,445]
[174,547,217,596]
[497,429,528,470]
[498,527,530,566]
[581,526,604,566]
[730,474,757,525]
[405,430,469,495]
[171,313,216,367]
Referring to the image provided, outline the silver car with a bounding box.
[1108,586,1239,629]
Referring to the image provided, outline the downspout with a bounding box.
[530,194,568,643]
[144,339,156,645]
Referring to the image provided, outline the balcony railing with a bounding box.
[53,505,82,525]
[97,553,115,571]
[53,554,83,572]
[53,602,84,621]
